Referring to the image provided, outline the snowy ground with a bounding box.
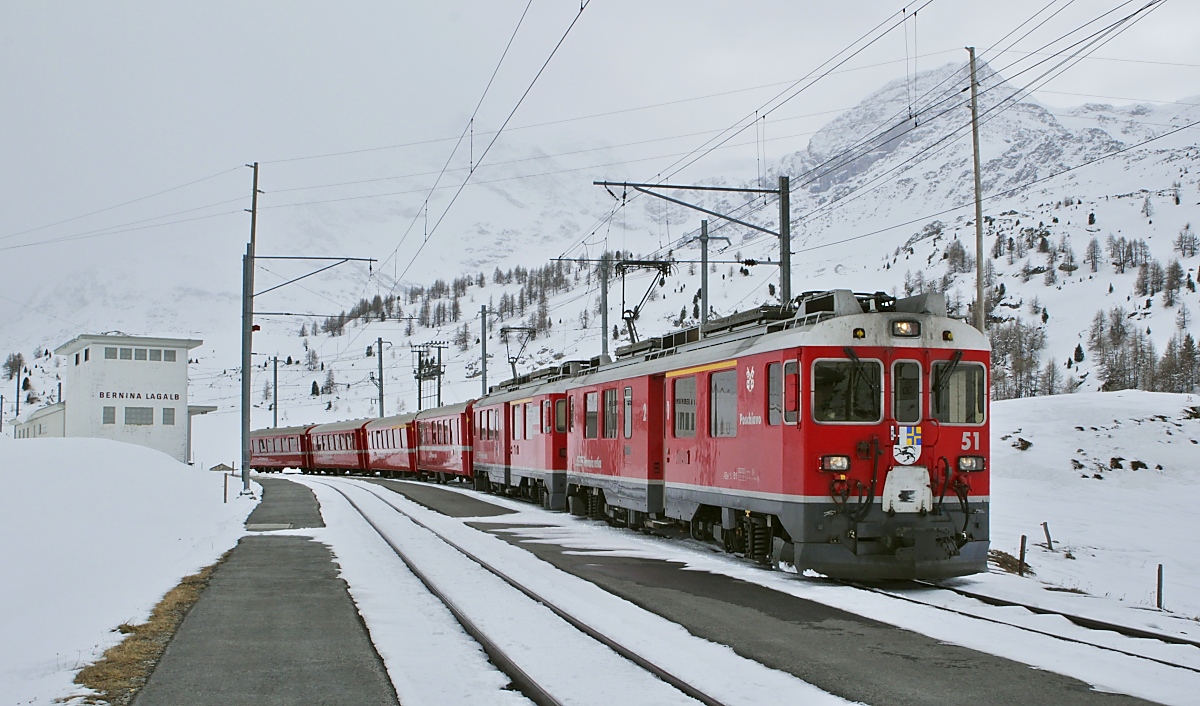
[0,437,258,706]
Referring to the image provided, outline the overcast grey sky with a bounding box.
[1,0,1196,323]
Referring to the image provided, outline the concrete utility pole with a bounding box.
[779,175,791,304]
[600,256,609,359]
[1,394,5,433]
[240,161,260,494]
[376,337,385,418]
[272,356,278,428]
[15,374,20,417]
[480,305,488,396]
[968,47,986,334]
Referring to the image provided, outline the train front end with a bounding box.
[791,291,990,580]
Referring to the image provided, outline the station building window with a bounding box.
[119,348,132,360]
[105,347,118,360]
[164,350,177,362]
[102,406,116,425]
[149,349,162,361]
[125,407,154,425]
[163,408,176,425]
[134,349,147,361]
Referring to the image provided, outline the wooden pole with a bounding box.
[1158,564,1164,610]
[1042,522,1055,552]
[1019,535,1027,577]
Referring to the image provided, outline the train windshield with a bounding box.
[813,359,882,422]
[932,361,987,424]
[893,361,921,423]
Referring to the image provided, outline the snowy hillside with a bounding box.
[2,60,1198,466]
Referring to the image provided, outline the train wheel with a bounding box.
[540,486,550,510]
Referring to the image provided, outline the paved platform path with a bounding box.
[134,476,397,706]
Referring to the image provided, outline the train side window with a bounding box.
[673,376,696,438]
[784,361,799,424]
[555,399,568,433]
[569,395,575,432]
[710,370,738,437]
[623,387,633,439]
[526,401,539,439]
[584,392,599,438]
[542,400,551,433]
[512,405,523,440]
[767,363,783,425]
[932,361,986,424]
[893,361,921,423]
[812,359,882,422]
[603,389,618,439]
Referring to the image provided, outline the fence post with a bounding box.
[1158,564,1164,610]
[1019,535,1027,577]
[1042,522,1055,552]
[224,472,228,504]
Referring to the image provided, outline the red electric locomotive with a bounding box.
[561,290,988,580]
[248,425,314,473]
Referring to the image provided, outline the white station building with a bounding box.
[13,334,213,463]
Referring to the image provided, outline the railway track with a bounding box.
[841,578,1200,674]
[307,478,742,706]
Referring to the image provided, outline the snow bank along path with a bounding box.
[296,477,851,706]
[0,437,257,705]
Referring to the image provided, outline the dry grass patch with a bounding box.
[989,548,1035,576]
[66,551,230,705]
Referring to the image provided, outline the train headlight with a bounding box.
[821,455,851,472]
[892,320,921,337]
[958,455,986,472]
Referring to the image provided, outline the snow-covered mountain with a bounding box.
[4,60,1199,465]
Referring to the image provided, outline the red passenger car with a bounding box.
[365,413,418,477]
[309,419,370,474]
[414,401,473,481]
[249,425,313,473]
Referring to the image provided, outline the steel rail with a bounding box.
[310,480,562,706]
[340,478,729,706]
[918,579,1200,650]
[841,579,1200,674]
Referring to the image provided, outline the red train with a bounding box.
[251,290,990,580]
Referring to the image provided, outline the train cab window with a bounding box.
[673,377,696,438]
[623,387,633,439]
[556,399,568,433]
[893,361,921,423]
[932,361,986,424]
[603,389,618,439]
[526,402,539,439]
[710,370,738,438]
[767,363,783,425]
[584,392,599,438]
[812,359,882,423]
[542,400,551,433]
